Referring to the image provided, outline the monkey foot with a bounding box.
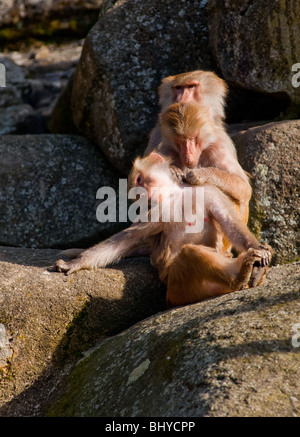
[55,259,81,275]
[248,244,273,288]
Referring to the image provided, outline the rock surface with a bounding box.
[45,262,300,417]
[69,0,214,173]
[0,134,126,248]
[231,120,300,264]
[208,0,300,107]
[0,56,42,135]
[0,0,299,419]
[0,42,83,134]
[0,246,165,416]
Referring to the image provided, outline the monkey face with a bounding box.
[175,135,203,168]
[172,82,201,104]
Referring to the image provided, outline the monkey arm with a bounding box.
[55,221,162,275]
[185,167,252,205]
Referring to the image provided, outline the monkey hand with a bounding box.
[185,169,208,186]
[55,258,85,275]
[255,243,273,267]
[170,165,185,183]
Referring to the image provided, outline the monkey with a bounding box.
[159,102,251,202]
[55,152,272,307]
[144,70,228,155]
[152,102,252,260]
[144,71,250,223]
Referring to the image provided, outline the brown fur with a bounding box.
[159,70,228,124]
[144,70,228,155]
[158,102,252,254]
[55,154,272,308]
[166,245,269,307]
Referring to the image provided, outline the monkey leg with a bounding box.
[166,245,235,307]
[166,245,266,307]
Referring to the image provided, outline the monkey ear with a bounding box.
[149,152,165,164]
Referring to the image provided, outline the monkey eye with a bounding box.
[188,84,196,88]
[174,85,182,90]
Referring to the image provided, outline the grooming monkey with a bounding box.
[145,70,228,155]
[145,71,268,283]
[144,70,251,229]
[159,103,251,220]
[55,152,272,307]
[146,102,251,259]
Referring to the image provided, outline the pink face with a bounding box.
[175,133,203,168]
[135,172,153,194]
[134,171,163,202]
[172,82,202,104]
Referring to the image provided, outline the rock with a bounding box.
[45,262,300,417]
[0,56,44,134]
[0,246,166,416]
[69,0,215,173]
[1,42,84,134]
[0,0,106,41]
[230,120,300,264]
[0,134,127,248]
[208,0,300,109]
[48,73,80,134]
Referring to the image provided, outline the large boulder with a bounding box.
[45,262,300,417]
[68,0,215,174]
[0,246,165,416]
[0,134,126,248]
[208,0,300,110]
[230,120,300,264]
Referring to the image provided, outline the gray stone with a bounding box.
[0,246,165,415]
[46,262,300,417]
[231,120,300,264]
[0,43,84,134]
[208,0,300,106]
[0,56,42,134]
[0,134,126,248]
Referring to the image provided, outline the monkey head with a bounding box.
[158,70,228,125]
[161,103,216,168]
[128,152,174,202]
